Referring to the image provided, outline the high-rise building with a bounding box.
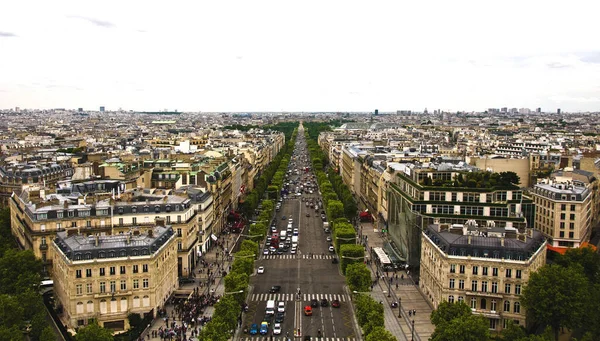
[557,108,561,114]
[536,108,541,113]
[100,106,105,112]
[374,109,379,115]
[501,107,508,113]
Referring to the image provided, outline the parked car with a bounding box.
[249,323,258,335]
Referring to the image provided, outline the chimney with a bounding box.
[467,234,472,245]
[500,237,505,247]
[126,233,131,244]
[95,234,99,247]
[63,200,69,209]
[148,229,153,237]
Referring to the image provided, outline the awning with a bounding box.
[548,242,597,255]
[211,234,218,241]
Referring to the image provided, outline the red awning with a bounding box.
[547,242,597,255]
[359,211,370,218]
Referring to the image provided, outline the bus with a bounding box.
[41,279,54,288]
[371,247,393,270]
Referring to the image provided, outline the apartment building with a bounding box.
[52,225,177,331]
[420,223,546,331]
[387,163,534,274]
[530,169,594,249]
[0,162,73,206]
[9,184,214,277]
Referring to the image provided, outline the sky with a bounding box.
[1,0,600,112]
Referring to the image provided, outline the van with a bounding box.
[266,300,275,315]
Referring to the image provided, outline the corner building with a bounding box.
[52,226,177,332]
[420,223,546,331]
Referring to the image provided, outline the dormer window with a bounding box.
[165,205,171,212]
[132,207,137,213]
[155,206,160,213]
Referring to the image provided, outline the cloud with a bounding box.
[546,62,572,69]
[67,15,114,28]
[549,95,600,103]
[576,51,600,64]
[0,31,17,37]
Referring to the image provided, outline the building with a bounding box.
[100,106,105,112]
[530,169,594,249]
[52,225,177,332]
[420,222,546,331]
[0,162,74,206]
[386,162,534,276]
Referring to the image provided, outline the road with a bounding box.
[239,126,358,341]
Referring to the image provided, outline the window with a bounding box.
[482,267,488,276]
[560,231,565,238]
[177,215,181,223]
[85,269,92,277]
[76,284,82,295]
[100,282,106,293]
[569,223,575,230]
[560,213,566,220]
[516,270,522,279]
[459,265,465,274]
[133,265,139,273]
[178,241,182,251]
[471,298,477,309]
[492,267,498,276]
[119,218,123,226]
[133,279,139,289]
[480,298,487,310]
[514,302,521,313]
[506,269,512,278]
[570,213,575,220]
[569,232,574,238]
[491,300,497,312]
[120,280,127,291]
[86,283,93,294]
[561,204,566,211]
[471,280,478,291]
[132,217,137,225]
[177,228,182,237]
[120,266,126,275]
[166,216,171,224]
[142,279,149,288]
[110,267,116,275]
[110,281,116,293]
[143,264,148,272]
[99,268,105,276]
[491,282,498,293]
[76,270,82,278]
[473,266,479,275]
[458,296,464,302]
[504,300,510,312]
[560,222,565,229]
[449,279,455,289]
[515,285,521,295]
[86,220,91,227]
[459,280,465,289]
[481,281,488,292]
[489,318,497,330]
[448,295,455,303]
[450,264,456,273]
[505,284,511,294]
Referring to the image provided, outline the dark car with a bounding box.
[275,312,285,323]
[282,216,287,220]
[270,286,281,293]
[249,323,258,335]
[311,299,319,308]
[321,298,328,307]
[332,299,340,308]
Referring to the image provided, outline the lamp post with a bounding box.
[411,319,415,341]
[398,297,402,318]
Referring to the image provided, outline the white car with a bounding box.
[273,323,282,335]
[291,247,297,254]
[328,246,335,252]
[277,301,285,313]
[257,266,265,274]
[263,249,269,255]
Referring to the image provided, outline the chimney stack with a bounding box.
[95,234,99,247]
[500,237,505,247]
[148,229,153,238]
[467,234,472,245]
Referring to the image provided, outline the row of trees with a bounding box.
[427,247,600,341]
[420,171,521,189]
[304,123,384,340]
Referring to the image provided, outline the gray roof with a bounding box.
[53,225,175,261]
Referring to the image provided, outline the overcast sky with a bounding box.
[1,0,599,112]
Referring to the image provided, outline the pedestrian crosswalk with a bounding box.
[250,293,348,302]
[262,254,336,260]
[239,337,356,341]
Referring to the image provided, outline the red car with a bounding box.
[332,299,340,308]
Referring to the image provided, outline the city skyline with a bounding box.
[1,0,600,112]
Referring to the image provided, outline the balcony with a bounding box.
[39,243,48,251]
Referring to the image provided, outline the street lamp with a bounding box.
[224,289,244,295]
[411,319,415,341]
[398,297,402,318]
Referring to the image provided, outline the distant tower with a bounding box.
[557,108,561,114]
[78,108,83,113]
[374,109,379,116]
[536,107,541,113]
[99,106,105,112]
[424,108,428,114]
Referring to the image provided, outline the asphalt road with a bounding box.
[240,129,357,341]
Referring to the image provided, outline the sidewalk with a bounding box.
[141,232,238,341]
[359,222,435,341]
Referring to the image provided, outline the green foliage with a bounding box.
[334,227,356,253]
[430,301,489,341]
[345,262,371,292]
[340,244,366,274]
[327,200,345,221]
[0,248,43,295]
[430,300,472,327]
[554,246,600,283]
[212,295,239,332]
[198,317,231,341]
[239,240,259,258]
[501,321,527,341]
[40,326,57,341]
[0,294,24,328]
[224,271,249,305]
[231,251,255,276]
[521,264,588,341]
[355,294,384,332]
[75,320,114,341]
[0,325,23,341]
[365,326,397,341]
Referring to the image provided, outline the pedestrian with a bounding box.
[409,310,412,317]
[413,309,416,315]
[396,283,399,289]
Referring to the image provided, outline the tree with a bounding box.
[334,227,356,253]
[554,246,600,283]
[355,294,383,327]
[239,240,259,258]
[213,295,239,332]
[327,200,345,221]
[0,325,23,341]
[75,321,113,341]
[362,310,384,335]
[521,264,588,341]
[0,294,24,328]
[430,314,490,341]
[346,262,371,292]
[0,249,43,295]
[501,320,527,341]
[365,326,397,341]
[198,317,230,341]
[340,244,365,274]
[231,251,255,276]
[224,272,249,305]
[40,326,57,341]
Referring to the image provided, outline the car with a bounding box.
[269,246,277,253]
[257,266,265,274]
[282,216,287,220]
[270,286,281,293]
[306,213,310,217]
[271,226,277,233]
[321,298,328,307]
[263,314,273,323]
[311,299,319,307]
[277,248,284,254]
[304,306,313,316]
[263,249,269,255]
[278,301,285,313]
[259,322,269,335]
[324,228,330,234]
[329,245,335,252]
[293,228,299,235]
[326,236,332,242]
[249,323,259,335]
[273,323,282,335]
[291,247,297,254]
[332,299,340,308]
[275,312,285,323]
